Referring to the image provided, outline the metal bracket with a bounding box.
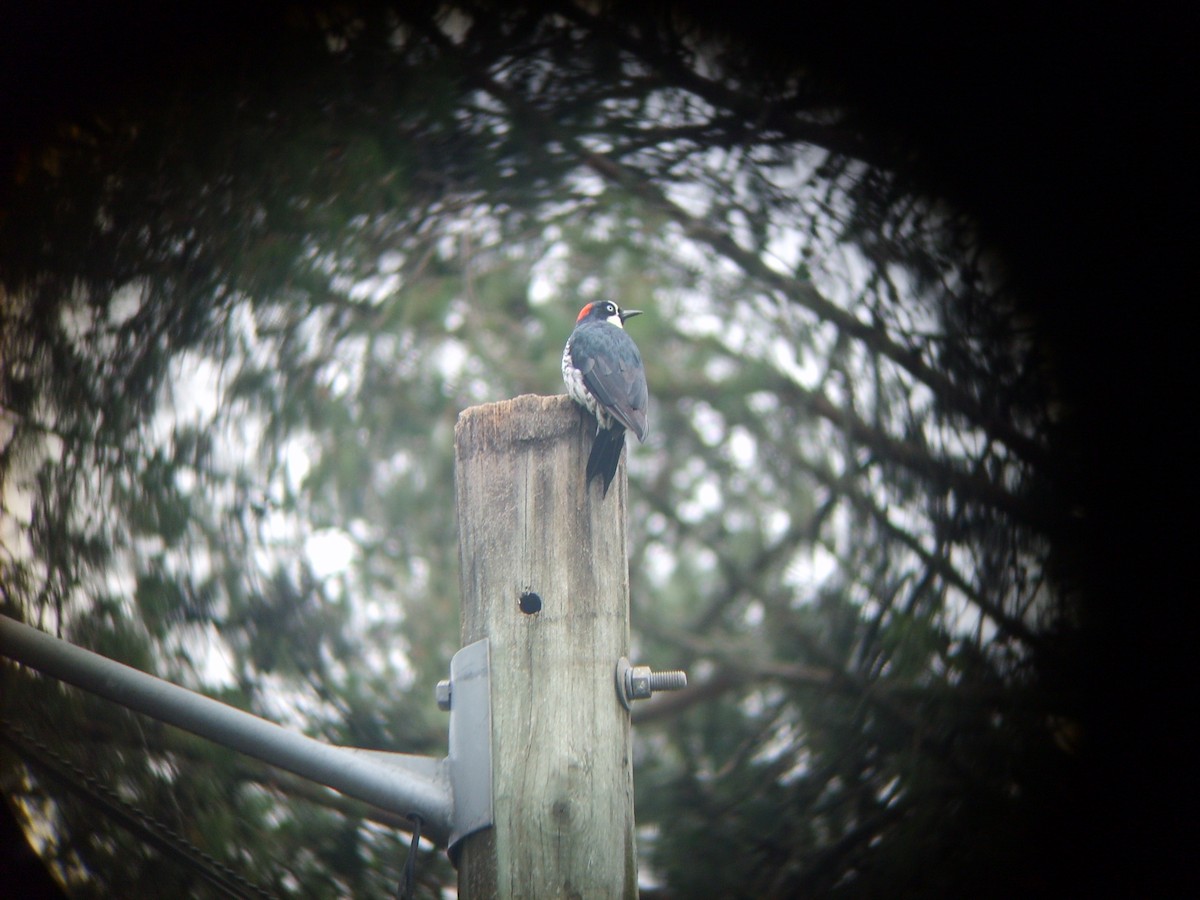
[348,638,494,864]
[443,637,493,862]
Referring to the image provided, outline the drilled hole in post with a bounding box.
[519,591,542,615]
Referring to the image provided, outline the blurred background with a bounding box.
[2,2,1190,897]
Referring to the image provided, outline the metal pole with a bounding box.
[0,614,454,844]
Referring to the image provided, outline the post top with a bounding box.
[455,394,581,458]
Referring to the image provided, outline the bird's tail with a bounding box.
[587,426,626,496]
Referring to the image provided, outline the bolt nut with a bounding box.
[616,657,687,711]
[436,679,452,711]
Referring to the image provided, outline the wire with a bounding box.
[0,717,273,900]
[396,814,423,899]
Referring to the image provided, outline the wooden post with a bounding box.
[454,394,637,899]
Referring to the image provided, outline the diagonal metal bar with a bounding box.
[0,614,456,846]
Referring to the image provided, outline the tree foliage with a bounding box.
[3,2,1088,896]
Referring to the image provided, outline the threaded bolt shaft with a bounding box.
[647,670,687,692]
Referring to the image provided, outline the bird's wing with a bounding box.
[577,331,649,441]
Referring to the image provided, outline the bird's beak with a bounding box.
[619,309,642,322]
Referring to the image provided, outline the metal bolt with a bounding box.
[615,657,688,711]
[436,679,452,711]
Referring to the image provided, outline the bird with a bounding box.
[562,300,649,496]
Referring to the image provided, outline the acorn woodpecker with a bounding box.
[562,301,649,496]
